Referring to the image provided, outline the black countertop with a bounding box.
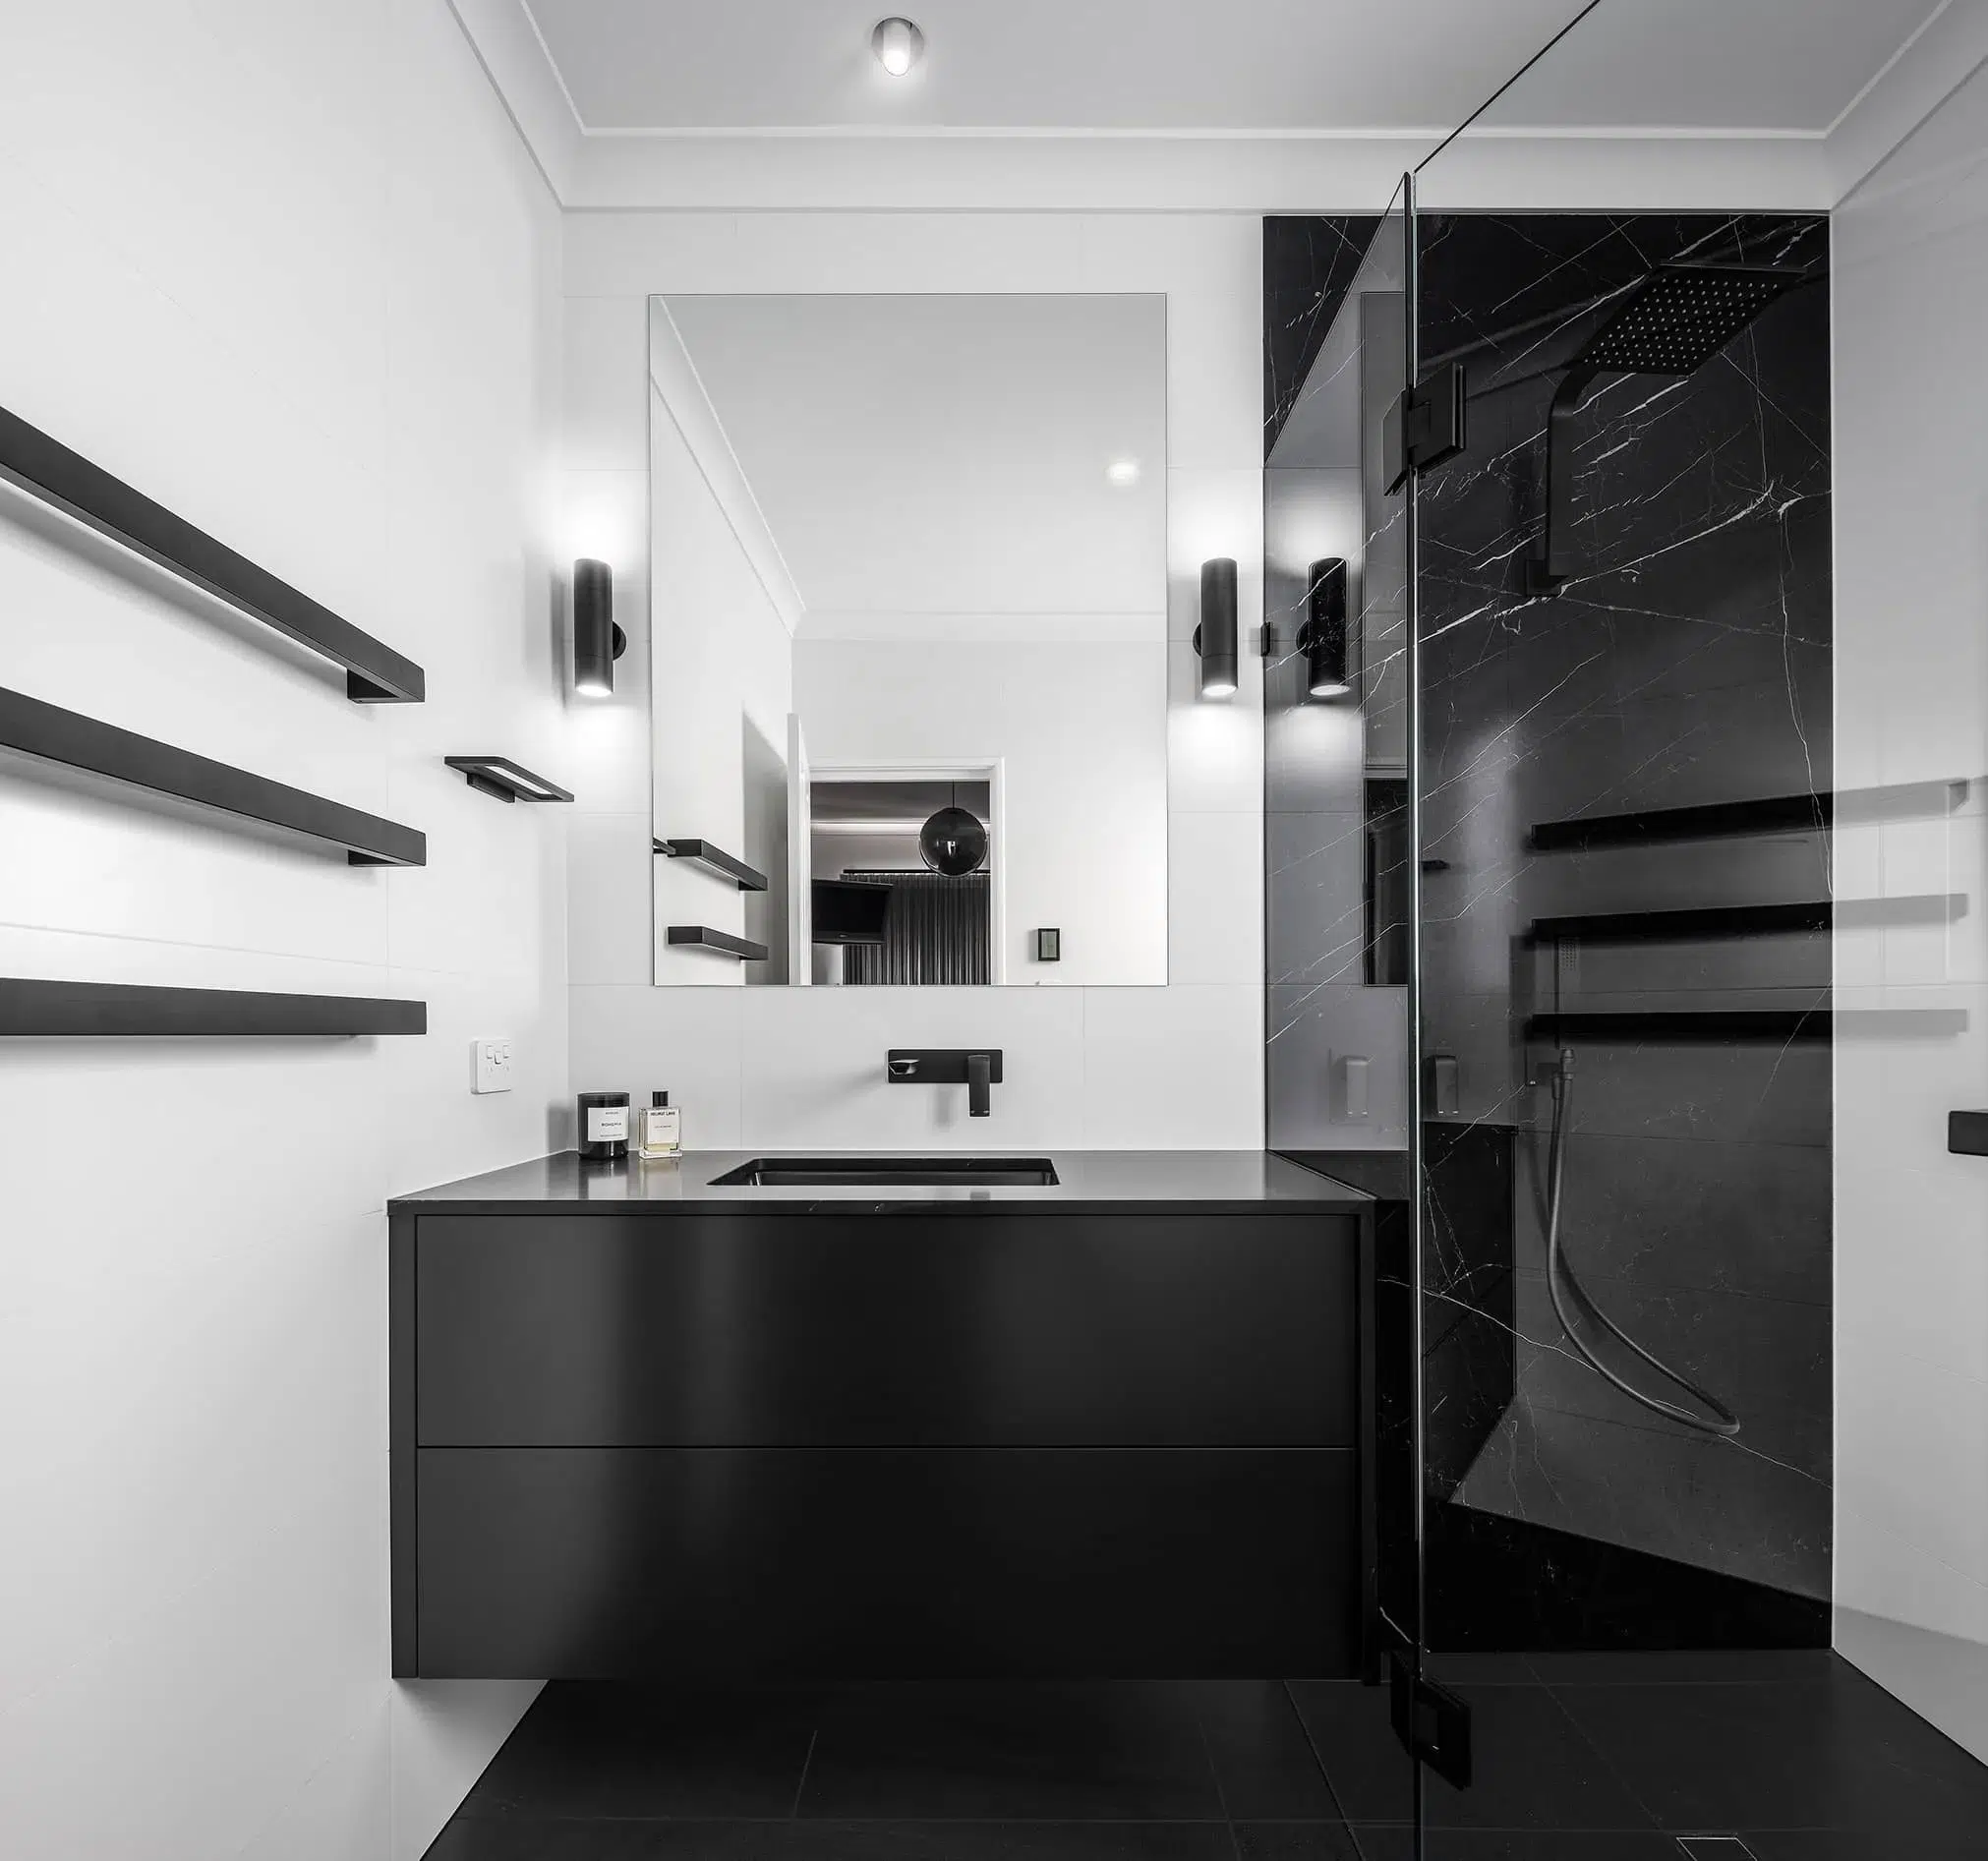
[391,1149,1373,1216]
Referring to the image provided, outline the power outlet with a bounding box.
[472,1037,514,1094]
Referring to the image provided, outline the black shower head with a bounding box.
[1573,263,1796,378]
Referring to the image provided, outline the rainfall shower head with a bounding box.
[1529,263,1802,594]
[1572,264,1797,378]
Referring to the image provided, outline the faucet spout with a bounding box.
[967,1051,992,1118]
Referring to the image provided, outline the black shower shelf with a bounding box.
[1526,1010,1830,1042]
[655,838,769,892]
[1528,793,1829,851]
[0,684,425,867]
[0,978,426,1037]
[667,926,769,961]
[1530,901,1830,943]
[0,405,423,703]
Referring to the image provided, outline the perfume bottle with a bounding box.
[636,1090,681,1160]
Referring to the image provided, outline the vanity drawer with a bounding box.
[410,1445,1355,1678]
[414,1211,1359,1448]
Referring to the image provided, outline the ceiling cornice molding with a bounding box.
[1824,0,1988,202]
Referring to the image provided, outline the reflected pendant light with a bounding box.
[572,557,626,699]
[920,785,987,876]
[871,16,925,76]
[1299,556,1350,699]
[1194,557,1238,700]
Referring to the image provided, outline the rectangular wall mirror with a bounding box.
[648,292,1169,987]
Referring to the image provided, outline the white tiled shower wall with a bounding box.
[563,213,1268,1148]
[0,3,564,1855]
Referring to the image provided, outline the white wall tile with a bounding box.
[569,984,745,1149]
[1081,985,1263,1149]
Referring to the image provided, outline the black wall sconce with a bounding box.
[1299,556,1350,699]
[1194,557,1237,700]
[572,557,625,699]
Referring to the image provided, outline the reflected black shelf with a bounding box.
[1530,901,1831,942]
[655,838,768,892]
[445,757,572,804]
[0,978,426,1037]
[0,404,423,703]
[1527,1010,1830,1042]
[666,926,769,961]
[0,683,425,866]
[1529,793,1829,850]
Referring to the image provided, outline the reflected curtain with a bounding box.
[841,871,990,985]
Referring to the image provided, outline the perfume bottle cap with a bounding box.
[652,1090,670,1107]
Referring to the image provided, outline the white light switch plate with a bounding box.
[472,1037,514,1094]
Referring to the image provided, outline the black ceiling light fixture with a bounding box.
[871,16,925,76]
[1298,556,1350,700]
[920,784,988,876]
[572,557,625,699]
[1194,557,1238,700]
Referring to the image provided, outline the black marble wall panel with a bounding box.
[1413,212,1834,1639]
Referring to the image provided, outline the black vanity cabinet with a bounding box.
[390,1153,1370,1680]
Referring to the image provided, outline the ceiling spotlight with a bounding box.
[1105,459,1141,488]
[871,17,925,77]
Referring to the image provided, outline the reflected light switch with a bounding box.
[1341,1055,1370,1121]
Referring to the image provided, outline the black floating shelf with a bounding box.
[444,756,573,804]
[1949,1111,1988,1156]
[656,838,769,892]
[1529,793,1829,851]
[0,404,423,703]
[667,925,769,961]
[0,978,425,1037]
[1530,901,1831,943]
[0,684,425,867]
[1527,1010,1831,1042]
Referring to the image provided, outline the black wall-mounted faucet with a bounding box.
[887,1048,1003,1118]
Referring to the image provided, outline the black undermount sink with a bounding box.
[709,1156,1060,1188]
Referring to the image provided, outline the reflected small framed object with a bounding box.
[1035,928,1061,962]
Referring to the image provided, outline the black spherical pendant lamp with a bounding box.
[919,804,987,876]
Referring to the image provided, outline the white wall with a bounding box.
[794,637,1169,987]
[0,3,563,1854]
[1835,57,1988,1765]
[566,212,1264,1148]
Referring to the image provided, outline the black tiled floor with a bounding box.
[795,1683,1224,1820]
[429,1658,1988,1859]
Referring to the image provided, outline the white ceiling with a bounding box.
[659,294,1167,633]
[524,0,1943,134]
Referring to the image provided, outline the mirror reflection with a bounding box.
[648,293,1169,987]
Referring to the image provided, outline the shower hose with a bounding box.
[1544,1047,1741,1437]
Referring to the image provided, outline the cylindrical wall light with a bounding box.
[1194,557,1238,700]
[572,557,625,699]
[871,17,925,76]
[1299,556,1350,699]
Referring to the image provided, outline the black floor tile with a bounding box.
[1177,1680,1342,1818]
[430,1822,1236,1860]
[1563,1664,1988,1835]
[1523,1651,1838,1686]
[1288,1681,1657,1832]
[795,1683,1225,1821]
[1421,1655,1542,1686]
[1230,1822,1365,1857]
[1344,1834,1680,1860]
[456,1683,820,1820]
[1740,1832,1988,1861]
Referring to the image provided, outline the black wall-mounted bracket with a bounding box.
[666,925,769,961]
[444,757,573,804]
[1949,1111,1988,1155]
[1383,361,1467,494]
[0,683,425,866]
[0,405,424,703]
